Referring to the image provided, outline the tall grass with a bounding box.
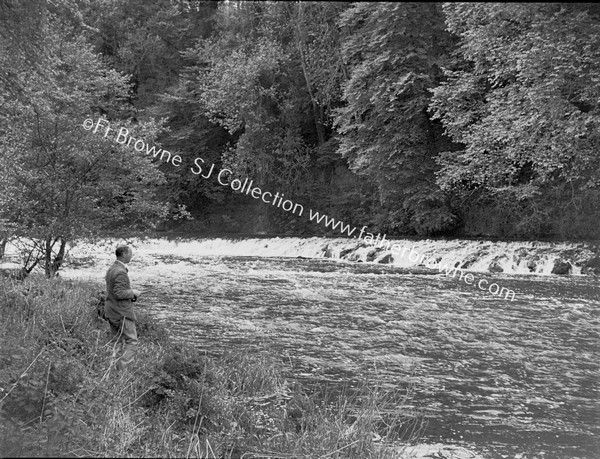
[0,274,422,457]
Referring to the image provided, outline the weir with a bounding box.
[11,236,594,277]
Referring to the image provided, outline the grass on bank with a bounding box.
[0,274,422,458]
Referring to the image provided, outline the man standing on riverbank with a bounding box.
[105,245,141,371]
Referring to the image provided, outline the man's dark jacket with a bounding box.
[105,261,136,322]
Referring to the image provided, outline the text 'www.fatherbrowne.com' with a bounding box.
[82,116,516,301]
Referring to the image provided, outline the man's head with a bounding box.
[116,245,133,263]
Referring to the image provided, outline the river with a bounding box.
[27,236,600,458]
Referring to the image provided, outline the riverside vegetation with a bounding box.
[0,274,422,458]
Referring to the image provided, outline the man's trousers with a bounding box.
[107,317,138,371]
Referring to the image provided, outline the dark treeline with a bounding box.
[2,1,600,273]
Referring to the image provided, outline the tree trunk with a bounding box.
[52,239,67,276]
[295,4,326,146]
[44,236,66,278]
[0,237,7,260]
[44,237,53,278]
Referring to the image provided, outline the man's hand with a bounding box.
[132,289,141,302]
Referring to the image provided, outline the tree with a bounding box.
[0,5,167,276]
[81,0,218,110]
[289,2,349,147]
[430,3,600,238]
[179,2,313,196]
[334,2,458,235]
[173,1,379,235]
[80,0,227,219]
[0,0,48,100]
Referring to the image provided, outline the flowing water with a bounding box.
[20,237,600,458]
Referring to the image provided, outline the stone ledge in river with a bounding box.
[365,248,381,262]
[319,239,600,276]
[526,256,539,273]
[338,242,368,259]
[551,258,572,275]
[581,256,600,275]
[488,255,508,273]
[375,252,393,264]
[460,250,489,269]
[321,244,334,258]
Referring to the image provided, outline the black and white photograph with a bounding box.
[0,1,598,458]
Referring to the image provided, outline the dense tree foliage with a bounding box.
[169,1,376,233]
[334,2,458,235]
[430,3,600,238]
[2,0,599,256]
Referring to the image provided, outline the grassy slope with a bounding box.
[0,275,420,458]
